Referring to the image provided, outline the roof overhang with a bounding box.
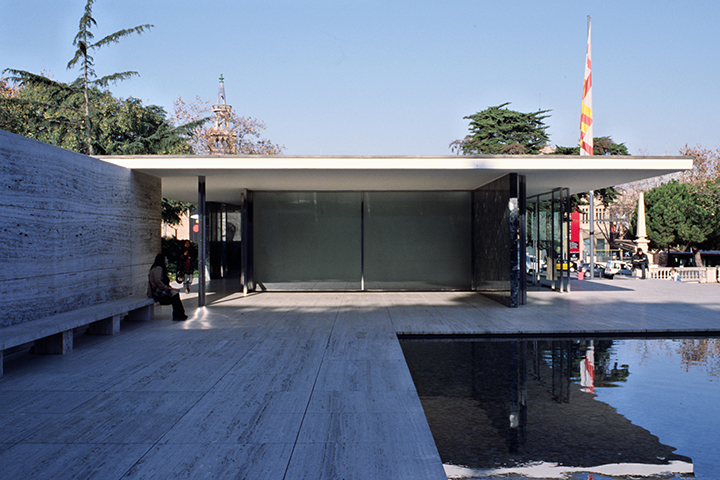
[96,155,693,204]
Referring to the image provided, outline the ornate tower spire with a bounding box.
[217,74,226,105]
[208,74,236,154]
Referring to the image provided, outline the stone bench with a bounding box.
[0,296,155,378]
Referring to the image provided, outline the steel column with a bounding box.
[198,176,206,307]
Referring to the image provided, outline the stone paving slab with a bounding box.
[1,277,719,479]
[0,443,154,480]
[121,443,295,480]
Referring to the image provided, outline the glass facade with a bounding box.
[527,188,571,292]
[364,192,472,290]
[253,192,362,290]
[197,176,575,306]
[205,203,242,279]
[252,191,472,291]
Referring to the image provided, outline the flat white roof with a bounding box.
[97,155,692,204]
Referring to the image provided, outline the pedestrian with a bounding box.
[631,248,649,279]
[148,253,188,320]
[669,268,682,282]
[180,240,193,293]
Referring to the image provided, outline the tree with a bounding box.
[554,136,629,208]
[678,144,720,184]
[162,198,194,238]
[0,77,18,97]
[172,96,284,155]
[0,76,192,155]
[554,136,630,156]
[2,0,157,155]
[636,179,720,265]
[66,0,153,154]
[450,103,550,155]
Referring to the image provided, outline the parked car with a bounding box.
[526,255,539,274]
[579,262,604,278]
[604,260,633,279]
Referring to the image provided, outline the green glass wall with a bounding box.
[364,192,472,290]
[252,191,472,291]
[253,192,362,290]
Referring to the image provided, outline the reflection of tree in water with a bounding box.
[676,338,720,375]
[632,339,720,376]
[632,339,674,366]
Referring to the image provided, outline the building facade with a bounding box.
[100,154,691,307]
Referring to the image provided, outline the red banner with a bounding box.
[570,211,580,253]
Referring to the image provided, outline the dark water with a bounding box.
[400,337,720,480]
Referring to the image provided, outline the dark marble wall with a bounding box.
[0,130,161,327]
[472,174,525,307]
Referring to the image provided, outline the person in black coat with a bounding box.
[148,254,188,320]
[631,248,649,279]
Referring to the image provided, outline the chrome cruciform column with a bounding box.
[198,176,206,307]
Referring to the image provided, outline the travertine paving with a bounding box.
[1,277,719,479]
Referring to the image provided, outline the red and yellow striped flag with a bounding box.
[580,18,593,156]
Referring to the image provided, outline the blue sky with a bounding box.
[2,0,719,156]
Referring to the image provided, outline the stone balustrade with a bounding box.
[649,266,718,283]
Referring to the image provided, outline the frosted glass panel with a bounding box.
[253,192,361,290]
[364,192,472,290]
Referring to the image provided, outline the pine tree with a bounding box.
[451,103,550,155]
[66,0,153,154]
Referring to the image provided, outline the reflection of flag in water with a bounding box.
[580,17,593,156]
[580,343,595,393]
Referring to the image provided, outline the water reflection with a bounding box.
[399,338,720,479]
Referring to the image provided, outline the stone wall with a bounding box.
[0,130,161,327]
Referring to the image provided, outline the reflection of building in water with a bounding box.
[579,341,595,393]
[401,339,692,475]
[531,340,573,402]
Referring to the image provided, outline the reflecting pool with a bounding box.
[400,337,720,479]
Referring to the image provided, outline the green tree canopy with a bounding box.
[67,0,153,154]
[554,136,629,208]
[0,75,192,155]
[451,103,550,155]
[554,136,630,156]
[2,0,154,154]
[635,179,720,254]
[162,198,195,238]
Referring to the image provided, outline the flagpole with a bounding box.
[580,16,595,277]
[580,16,593,155]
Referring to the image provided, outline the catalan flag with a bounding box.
[580,17,593,156]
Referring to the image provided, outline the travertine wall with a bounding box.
[0,130,161,327]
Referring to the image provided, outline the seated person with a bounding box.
[148,254,188,321]
[669,268,682,282]
[631,248,649,279]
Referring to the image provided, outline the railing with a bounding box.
[649,266,718,283]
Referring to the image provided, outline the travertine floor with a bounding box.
[1,277,719,479]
